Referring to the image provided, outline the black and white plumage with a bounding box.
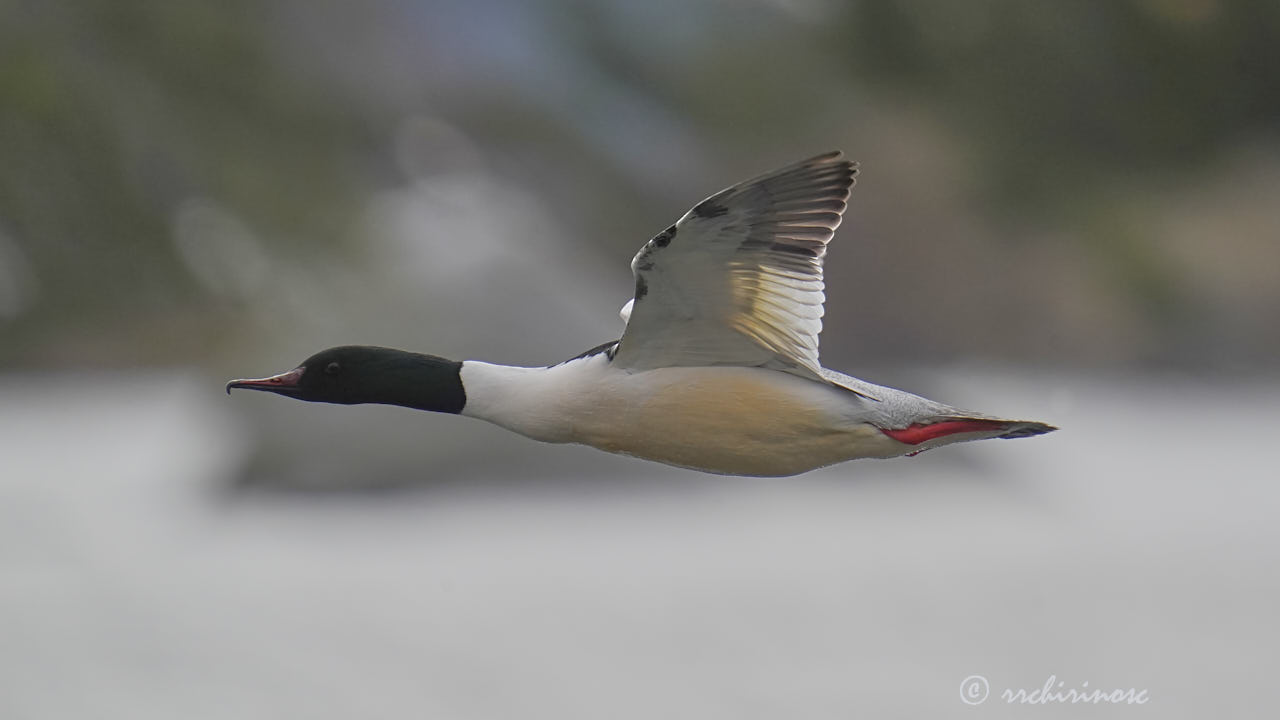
[228,152,1055,476]
[614,152,853,380]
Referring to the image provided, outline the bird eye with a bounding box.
[324,362,341,375]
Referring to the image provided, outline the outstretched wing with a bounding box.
[612,151,857,378]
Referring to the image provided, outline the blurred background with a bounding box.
[2,1,1278,717]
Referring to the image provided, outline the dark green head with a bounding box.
[226,346,465,413]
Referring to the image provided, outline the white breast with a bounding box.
[460,357,904,476]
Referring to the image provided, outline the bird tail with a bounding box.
[880,417,1056,446]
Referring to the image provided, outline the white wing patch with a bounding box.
[612,152,857,379]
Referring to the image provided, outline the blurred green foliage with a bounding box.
[1,2,370,364]
[844,0,1280,213]
[1,0,1277,370]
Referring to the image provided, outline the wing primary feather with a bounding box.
[614,152,858,381]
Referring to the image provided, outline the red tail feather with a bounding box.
[880,419,1009,445]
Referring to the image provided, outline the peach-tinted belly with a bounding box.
[565,368,892,476]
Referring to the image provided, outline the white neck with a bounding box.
[458,356,613,443]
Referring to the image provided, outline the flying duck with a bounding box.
[227,152,1055,476]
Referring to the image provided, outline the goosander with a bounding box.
[228,152,1054,476]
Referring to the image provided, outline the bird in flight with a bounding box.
[228,152,1054,476]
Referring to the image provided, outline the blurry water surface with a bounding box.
[2,369,1275,718]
